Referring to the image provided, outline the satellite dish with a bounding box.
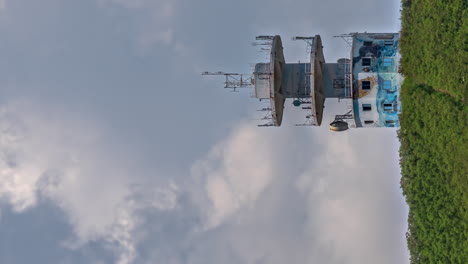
[329,120,349,132]
[293,100,302,107]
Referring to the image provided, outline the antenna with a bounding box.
[258,123,274,127]
[256,35,275,40]
[333,34,354,48]
[257,107,272,111]
[295,114,317,126]
[201,71,253,91]
[292,36,315,53]
[334,110,353,120]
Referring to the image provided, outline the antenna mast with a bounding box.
[201,72,253,91]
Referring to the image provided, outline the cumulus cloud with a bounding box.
[191,123,275,229]
[0,1,406,263]
[0,100,180,264]
[0,99,408,264]
[188,121,408,264]
[295,130,408,264]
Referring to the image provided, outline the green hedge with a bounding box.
[399,0,468,263]
[400,0,467,102]
[399,80,467,263]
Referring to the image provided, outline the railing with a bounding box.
[304,63,311,96]
[344,61,352,98]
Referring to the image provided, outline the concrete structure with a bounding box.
[203,33,402,131]
[350,33,402,128]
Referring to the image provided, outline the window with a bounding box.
[362,104,372,111]
[384,40,394,46]
[385,120,396,125]
[364,120,374,124]
[383,58,393,67]
[383,80,392,90]
[361,81,371,90]
[375,35,394,39]
[362,58,371,66]
[364,41,373,46]
[383,103,394,112]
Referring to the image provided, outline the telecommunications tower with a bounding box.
[202,33,402,131]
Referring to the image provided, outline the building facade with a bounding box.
[350,33,402,128]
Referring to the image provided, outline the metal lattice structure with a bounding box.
[201,72,253,91]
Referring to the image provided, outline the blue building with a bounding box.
[350,33,402,128]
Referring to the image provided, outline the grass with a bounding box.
[399,0,468,263]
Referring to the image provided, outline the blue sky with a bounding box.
[0,0,409,263]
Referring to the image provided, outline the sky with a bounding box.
[0,0,409,264]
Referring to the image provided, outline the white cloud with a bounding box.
[191,123,275,229]
[0,97,408,264]
[188,120,408,264]
[296,130,409,264]
[0,99,408,264]
[0,1,407,263]
[0,100,180,264]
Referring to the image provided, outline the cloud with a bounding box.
[0,99,408,264]
[0,100,179,264]
[191,123,275,229]
[98,0,148,9]
[98,0,178,53]
[297,130,409,264]
[187,121,409,264]
[138,27,174,48]
[0,1,406,263]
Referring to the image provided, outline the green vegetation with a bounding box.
[399,0,468,263]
